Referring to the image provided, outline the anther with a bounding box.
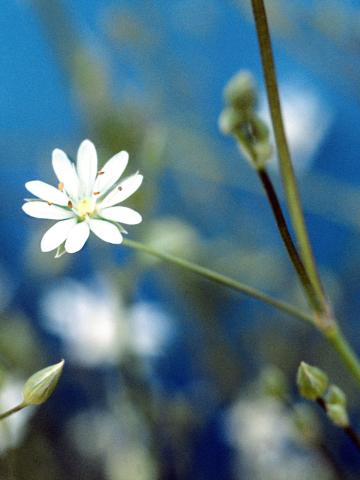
[93,191,100,196]
[118,186,123,191]
[47,201,53,206]
[97,171,105,175]
[58,182,64,191]
[68,200,73,208]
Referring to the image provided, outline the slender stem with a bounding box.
[250,0,325,307]
[258,168,323,314]
[325,328,360,385]
[0,403,26,421]
[122,238,314,324]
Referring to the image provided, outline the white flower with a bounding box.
[22,139,143,256]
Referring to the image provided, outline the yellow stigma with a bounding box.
[77,198,96,218]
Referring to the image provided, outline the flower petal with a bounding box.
[99,173,143,209]
[41,218,77,252]
[77,139,98,196]
[93,151,129,195]
[25,180,69,206]
[100,206,142,225]
[22,201,74,220]
[52,148,79,200]
[65,221,90,253]
[89,219,123,244]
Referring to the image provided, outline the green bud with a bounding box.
[224,71,257,112]
[259,365,288,400]
[218,107,245,135]
[325,385,347,407]
[296,362,329,401]
[23,360,64,406]
[324,385,349,428]
[326,404,349,428]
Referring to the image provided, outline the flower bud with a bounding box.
[224,71,257,112]
[296,362,328,401]
[23,360,64,406]
[325,385,347,407]
[325,385,349,428]
[326,404,349,428]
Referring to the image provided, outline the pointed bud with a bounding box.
[23,360,64,406]
[296,362,328,401]
[224,71,257,112]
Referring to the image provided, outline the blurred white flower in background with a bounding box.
[130,302,173,357]
[260,83,333,174]
[41,277,174,367]
[0,378,34,453]
[66,403,158,480]
[22,139,143,256]
[225,397,335,480]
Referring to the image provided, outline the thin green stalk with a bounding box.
[250,0,325,309]
[326,328,360,386]
[0,403,26,421]
[258,168,323,314]
[122,238,314,324]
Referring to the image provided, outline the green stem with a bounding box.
[326,328,360,386]
[122,238,314,324]
[258,168,323,314]
[0,402,26,421]
[250,0,325,308]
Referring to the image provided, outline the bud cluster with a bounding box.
[296,362,349,428]
[219,71,273,170]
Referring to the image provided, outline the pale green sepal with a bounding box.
[23,359,65,406]
[55,243,66,258]
[297,362,329,401]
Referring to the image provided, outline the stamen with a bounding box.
[68,200,73,208]
[58,182,64,191]
[97,171,105,175]
[47,201,53,206]
[93,191,100,196]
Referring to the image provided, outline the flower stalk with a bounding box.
[122,238,314,324]
[250,0,326,311]
[0,402,27,421]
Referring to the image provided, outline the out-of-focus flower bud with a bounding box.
[224,71,257,112]
[325,385,349,428]
[293,403,321,443]
[296,362,328,401]
[325,385,346,407]
[23,360,64,406]
[259,365,288,400]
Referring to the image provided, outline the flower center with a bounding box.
[77,198,96,218]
